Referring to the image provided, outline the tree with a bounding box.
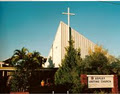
[26,51,44,70]
[55,39,82,92]
[11,47,29,66]
[85,45,120,75]
[88,45,108,56]
[81,52,109,75]
[109,59,120,74]
[82,45,110,75]
[10,47,45,92]
[47,56,55,68]
[55,41,120,93]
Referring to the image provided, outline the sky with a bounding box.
[0,1,120,61]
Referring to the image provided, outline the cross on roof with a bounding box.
[62,7,75,41]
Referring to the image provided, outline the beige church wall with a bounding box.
[61,22,69,61]
[44,22,62,67]
[45,21,96,68]
[45,48,52,67]
[60,21,96,59]
[52,22,62,67]
[71,28,96,58]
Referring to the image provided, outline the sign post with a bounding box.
[112,75,118,93]
[80,74,119,93]
[87,75,114,88]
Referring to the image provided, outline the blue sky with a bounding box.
[0,1,120,61]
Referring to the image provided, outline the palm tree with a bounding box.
[24,51,43,71]
[10,47,46,92]
[32,51,44,68]
[10,47,30,91]
[11,47,29,66]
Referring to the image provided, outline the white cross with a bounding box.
[62,7,75,41]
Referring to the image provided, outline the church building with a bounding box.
[45,21,96,67]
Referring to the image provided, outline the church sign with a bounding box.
[87,75,114,88]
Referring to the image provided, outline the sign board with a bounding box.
[87,75,114,88]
